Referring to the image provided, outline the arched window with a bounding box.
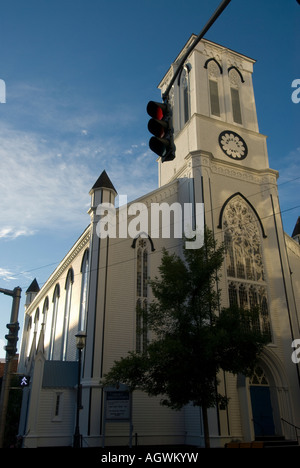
[49,284,60,360]
[223,196,265,282]
[42,296,49,326]
[26,316,33,358]
[79,249,89,332]
[61,268,74,360]
[32,308,40,354]
[25,308,40,357]
[178,64,191,129]
[38,296,49,353]
[34,308,40,333]
[249,366,269,386]
[136,299,148,354]
[137,248,142,298]
[228,67,243,125]
[206,58,222,118]
[136,242,148,299]
[222,195,271,339]
[136,298,142,353]
[136,238,148,352]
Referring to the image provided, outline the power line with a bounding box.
[19,201,300,292]
[6,174,300,290]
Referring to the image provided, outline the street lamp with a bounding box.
[73,331,87,448]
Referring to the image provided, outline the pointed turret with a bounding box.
[25,278,40,308]
[89,170,117,208]
[91,170,117,194]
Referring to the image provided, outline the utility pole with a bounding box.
[0,286,22,448]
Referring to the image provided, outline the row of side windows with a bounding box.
[27,202,269,361]
[26,249,89,361]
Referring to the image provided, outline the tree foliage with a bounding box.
[102,228,269,445]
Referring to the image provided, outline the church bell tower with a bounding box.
[158,36,272,188]
[155,36,282,250]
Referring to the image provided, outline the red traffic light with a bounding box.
[146,100,175,162]
[146,101,166,120]
[147,101,169,138]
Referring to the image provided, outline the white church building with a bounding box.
[17,36,300,448]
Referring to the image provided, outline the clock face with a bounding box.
[218,131,248,160]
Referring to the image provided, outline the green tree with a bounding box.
[103,228,269,447]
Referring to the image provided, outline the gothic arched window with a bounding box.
[136,238,148,353]
[223,195,271,339]
[79,249,89,332]
[49,283,60,360]
[136,298,148,354]
[26,316,33,358]
[206,58,222,118]
[61,268,74,360]
[249,366,269,386]
[42,296,49,326]
[223,196,265,282]
[228,67,243,125]
[178,64,191,129]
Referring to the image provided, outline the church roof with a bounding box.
[26,278,40,294]
[91,170,117,194]
[292,216,300,237]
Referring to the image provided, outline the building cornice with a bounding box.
[190,149,279,184]
[25,226,91,315]
[158,36,256,90]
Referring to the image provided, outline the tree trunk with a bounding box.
[202,406,210,448]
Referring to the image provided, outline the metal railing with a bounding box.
[281,418,300,444]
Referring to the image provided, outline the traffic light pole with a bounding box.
[0,286,22,448]
[162,0,231,101]
[148,0,231,162]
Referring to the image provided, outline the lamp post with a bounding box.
[73,331,86,448]
[0,286,22,448]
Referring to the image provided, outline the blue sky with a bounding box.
[0,0,299,357]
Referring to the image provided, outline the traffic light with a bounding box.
[4,321,19,356]
[147,100,175,162]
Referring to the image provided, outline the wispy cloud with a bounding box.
[0,81,157,241]
[0,267,17,281]
[0,125,92,237]
[0,227,36,239]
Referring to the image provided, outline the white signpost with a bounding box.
[102,385,133,448]
[106,390,131,420]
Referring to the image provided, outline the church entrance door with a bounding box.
[249,366,275,437]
